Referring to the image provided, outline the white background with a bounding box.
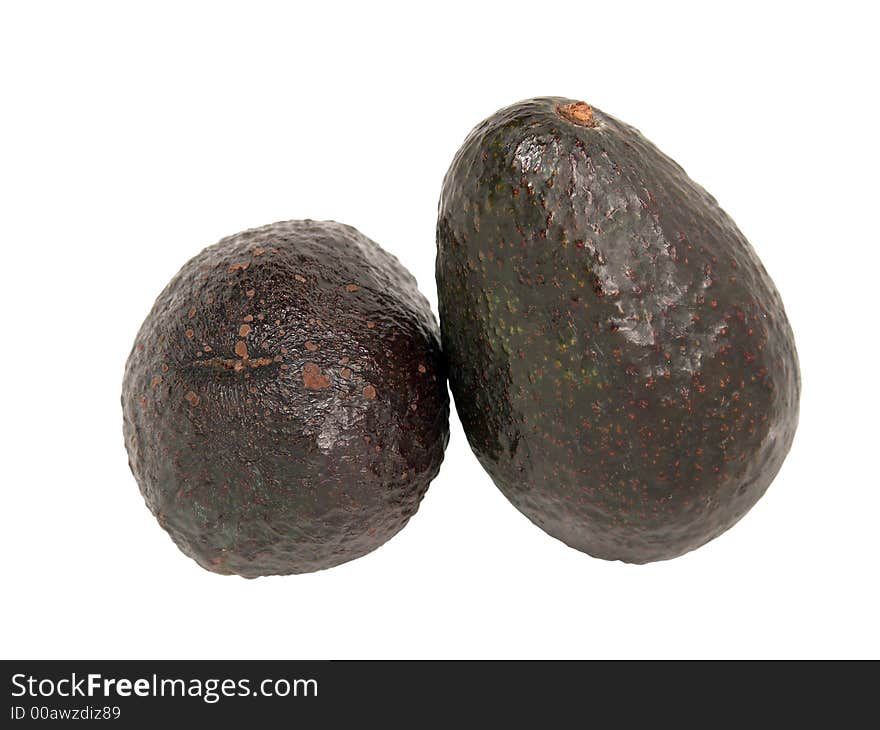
[2,1,877,659]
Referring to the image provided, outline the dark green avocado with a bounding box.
[123,220,449,577]
[436,97,799,563]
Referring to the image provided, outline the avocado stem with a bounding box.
[557,101,595,127]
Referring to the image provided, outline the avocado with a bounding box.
[436,98,799,563]
[122,220,449,577]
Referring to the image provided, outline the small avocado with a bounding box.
[122,220,449,577]
[436,98,800,563]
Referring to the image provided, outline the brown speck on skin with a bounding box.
[161,363,169,373]
[418,364,427,373]
[228,261,250,273]
[252,247,266,256]
[366,321,376,329]
[203,344,212,352]
[184,391,200,406]
[257,313,265,321]
[151,376,162,388]
[340,367,352,379]
[246,289,256,298]
[243,314,254,322]
[239,324,252,337]
[185,328,194,339]
[345,283,359,293]
[294,274,306,283]
[362,385,377,400]
[340,356,350,365]
[136,342,144,351]
[235,340,248,358]
[138,395,147,407]
[305,341,318,351]
[302,362,331,390]
[188,307,197,319]
[280,364,289,370]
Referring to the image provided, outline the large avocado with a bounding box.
[437,97,799,563]
[123,220,449,577]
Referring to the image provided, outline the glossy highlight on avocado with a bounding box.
[436,97,799,563]
[123,220,449,577]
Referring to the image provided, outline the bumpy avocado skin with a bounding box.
[437,97,799,563]
[123,220,449,577]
